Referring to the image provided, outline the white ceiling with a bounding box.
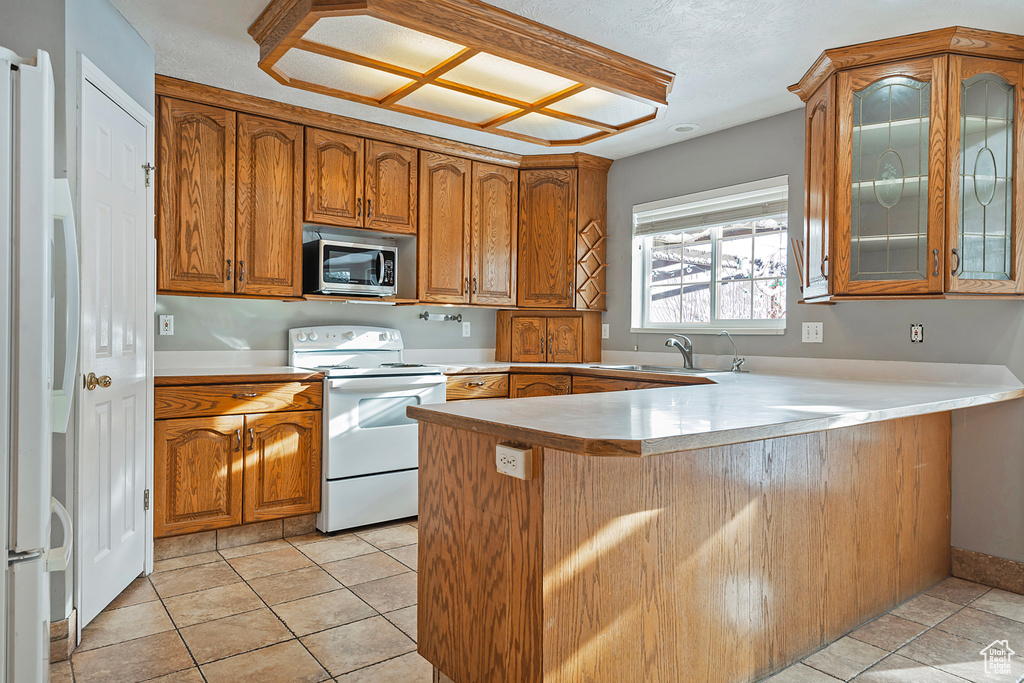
[110,0,1024,160]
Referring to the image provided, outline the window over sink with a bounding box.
[631,176,790,335]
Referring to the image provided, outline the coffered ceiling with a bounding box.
[111,0,1024,160]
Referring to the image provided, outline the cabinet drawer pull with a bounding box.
[820,254,828,279]
[226,259,232,281]
[232,392,257,398]
[234,429,241,452]
[951,248,961,276]
[932,249,939,277]
[247,428,255,451]
[467,381,485,387]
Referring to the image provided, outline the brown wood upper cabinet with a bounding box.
[157,99,303,297]
[496,309,601,363]
[157,98,236,294]
[419,154,517,305]
[518,157,610,309]
[304,128,417,234]
[791,29,1024,299]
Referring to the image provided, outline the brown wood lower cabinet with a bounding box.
[243,411,321,523]
[154,415,244,538]
[510,374,572,398]
[154,379,322,538]
[571,376,675,394]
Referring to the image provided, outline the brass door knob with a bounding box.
[84,373,112,390]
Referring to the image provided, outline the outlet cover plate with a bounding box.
[496,444,532,480]
[802,322,823,343]
[601,323,610,339]
[911,323,924,343]
[159,315,174,336]
[462,322,471,337]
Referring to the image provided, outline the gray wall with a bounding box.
[155,296,497,352]
[606,108,1024,563]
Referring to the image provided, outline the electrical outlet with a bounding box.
[462,321,471,337]
[601,323,610,339]
[496,444,532,480]
[159,315,174,336]
[802,322,823,343]
[911,323,924,343]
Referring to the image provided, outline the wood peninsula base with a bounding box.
[416,412,951,683]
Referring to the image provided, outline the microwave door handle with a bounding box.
[378,251,386,285]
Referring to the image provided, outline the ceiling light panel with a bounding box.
[441,52,578,104]
[397,84,518,124]
[546,88,658,126]
[498,112,601,142]
[250,0,675,146]
[276,48,414,99]
[302,16,465,73]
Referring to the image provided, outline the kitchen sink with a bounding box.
[589,364,725,375]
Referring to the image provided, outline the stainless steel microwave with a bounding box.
[304,239,397,296]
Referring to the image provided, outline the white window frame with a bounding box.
[630,176,790,336]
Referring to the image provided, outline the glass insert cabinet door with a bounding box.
[836,56,947,294]
[947,56,1024,294]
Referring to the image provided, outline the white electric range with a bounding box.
[288,325,447,532]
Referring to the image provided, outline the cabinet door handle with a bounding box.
[238,260,245,282]
[540,337,545,355]
[367,199,372,219]
[357,198,362,218]
[472,277,478,294]
[247,428,255,451]
[226,260,232,281]
[234,429,242,452]
[232,392,257,399]
[820,254,828,279]
[464,277,469,295]
[932,249,939,277]
[951,248,961,276]
[548,336,553,356]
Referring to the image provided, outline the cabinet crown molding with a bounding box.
[789,26,1024,102]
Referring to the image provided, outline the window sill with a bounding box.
[630,326,786,336]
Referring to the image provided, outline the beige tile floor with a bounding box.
[52,519,428,683]
[50,523,1024,683]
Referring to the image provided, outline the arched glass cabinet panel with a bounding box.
[948,56,1024,294]
[836,56,947,295]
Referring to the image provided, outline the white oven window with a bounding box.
[357,396,421,429]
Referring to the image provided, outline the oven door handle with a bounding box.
[327,376,448,392]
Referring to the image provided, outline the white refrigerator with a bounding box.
[0,47,77,682]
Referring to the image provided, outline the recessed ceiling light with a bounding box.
[670,123,700,134]
[248,0,675,147]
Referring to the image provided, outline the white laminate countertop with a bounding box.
[155,366,320,379]
[408,368,1024,456]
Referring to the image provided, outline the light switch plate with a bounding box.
[601,323,610,339]
[802,322,823,343]
[159,315,174,336]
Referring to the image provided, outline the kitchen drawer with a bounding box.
[446,373,509,400]
[155,381,323,419]
[572,376,642,394]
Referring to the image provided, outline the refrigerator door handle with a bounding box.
[45,497,72,572]
[50,177,79,434]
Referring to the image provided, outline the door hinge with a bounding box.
[144,489,150,511]
[142,163,155,188]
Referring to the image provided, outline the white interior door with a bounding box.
[78,77,150,626]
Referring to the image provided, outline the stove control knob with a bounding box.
[379,333,387,341]
[343,331,356,340]
[308,331,319,341]
[297,331,308,342]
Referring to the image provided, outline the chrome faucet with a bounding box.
[719,330,745,372]
[665,334,693,369]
